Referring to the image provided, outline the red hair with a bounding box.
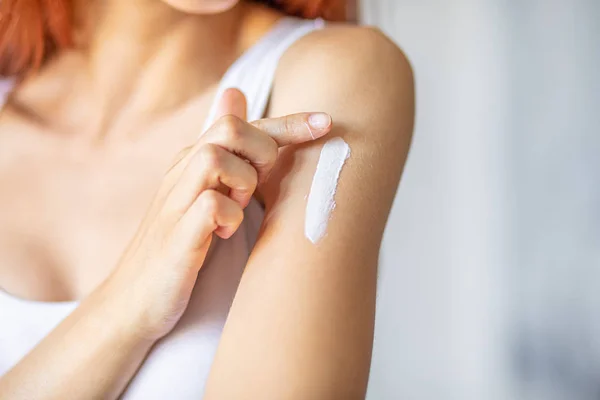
[0,0,353,78]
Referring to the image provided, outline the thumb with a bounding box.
[215,88,247,121]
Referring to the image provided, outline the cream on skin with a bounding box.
[304,137,351,244]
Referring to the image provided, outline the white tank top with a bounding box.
[0,17,324,398]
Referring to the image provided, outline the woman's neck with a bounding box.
[80,0,245,116]
[13,1,280,138]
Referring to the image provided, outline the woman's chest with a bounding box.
[0,234,249,397]
[0,195,259,398]
[0,130,193,300]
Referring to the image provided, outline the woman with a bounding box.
[0,0,414,398]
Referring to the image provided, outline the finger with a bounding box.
[171,190,244,254]
[163,88,248,180]
[215,88,247,121]
[250,112,332,146]
[163,144,258,216]
[205,147,257,208]
[204,115,279,184]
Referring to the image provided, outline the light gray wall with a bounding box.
[363,1,600,399]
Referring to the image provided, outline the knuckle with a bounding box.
[229,202,244,226]
[254,140,277,183]
[283,115,295,135]
[248,164,259,188]
[197,144,221,169]
[235,206,244,224]
[238,167,258,197]
[200,190,221,214]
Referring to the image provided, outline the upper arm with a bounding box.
[204,26,414,399]
[262,25,414,245]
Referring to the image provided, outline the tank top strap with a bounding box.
[202,17,325,132]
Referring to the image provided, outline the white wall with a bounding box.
[364,1,600,399]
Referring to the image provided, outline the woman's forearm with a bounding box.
[0,282,154,400]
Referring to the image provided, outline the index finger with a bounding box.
[250,112,332,147]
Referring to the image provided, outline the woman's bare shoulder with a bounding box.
[285,23,408,63]
[268,23,414,143]
[272,23,413,111]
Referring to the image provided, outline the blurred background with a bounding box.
[363,1,600,399]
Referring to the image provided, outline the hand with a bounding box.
[104,88,332,340]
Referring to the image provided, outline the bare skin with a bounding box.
[0,1,280,302]
[0,0,415,399]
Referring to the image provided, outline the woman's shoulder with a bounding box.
[271,22,414,121]
[276,23,412,91]
[285,23,408,64]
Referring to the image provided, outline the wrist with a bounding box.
[87,277,159,348]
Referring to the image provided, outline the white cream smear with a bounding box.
[305,137,351,244]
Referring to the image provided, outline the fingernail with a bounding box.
[308,113,331,131]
